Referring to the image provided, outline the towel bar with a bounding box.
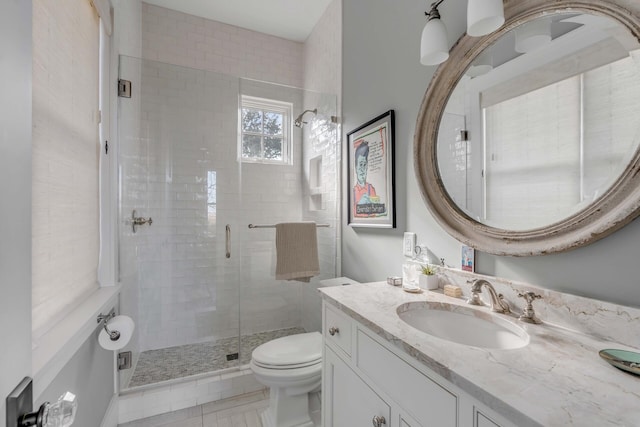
[248,223,330,229]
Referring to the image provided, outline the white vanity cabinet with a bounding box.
[322,301,513,427]
[324,346,391,426]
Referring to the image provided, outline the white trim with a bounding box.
[100,393,119,427]
[239,95,293,165]
[32,286,121,400]
[98,17,116,288]
[91,0,113,36]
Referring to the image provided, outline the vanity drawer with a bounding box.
[357,329,457,427]
[324,303,352,356]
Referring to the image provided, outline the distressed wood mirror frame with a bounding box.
[414,0,640,256]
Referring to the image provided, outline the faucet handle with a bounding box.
[518,291,542,303]
[466,280,484,306]
[518,291,542,324]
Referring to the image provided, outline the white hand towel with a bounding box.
[275,222,320,282]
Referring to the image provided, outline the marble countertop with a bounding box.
[320,281,640,427]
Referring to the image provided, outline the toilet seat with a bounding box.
[252,332,322,369]
[252,358,321,370]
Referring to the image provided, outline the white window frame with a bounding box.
[239,95,293,165]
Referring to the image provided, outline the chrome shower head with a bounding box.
[294,108,317,127]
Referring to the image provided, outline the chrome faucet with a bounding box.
[466,279,511,314]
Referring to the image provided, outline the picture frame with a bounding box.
[461,245,475,272]
[347,110,396,228]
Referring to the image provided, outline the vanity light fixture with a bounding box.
[420,0,505,66]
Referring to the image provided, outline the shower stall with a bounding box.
[117,56,339,391]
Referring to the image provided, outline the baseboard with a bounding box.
[100,394,119,427]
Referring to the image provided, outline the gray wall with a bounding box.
[0,0,33,423]
[341,0,640,308]
[37,328,114,427]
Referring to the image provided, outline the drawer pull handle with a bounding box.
[372,415,386,426]
[329,326,340,336]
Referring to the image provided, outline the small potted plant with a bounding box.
[419,265,439,290]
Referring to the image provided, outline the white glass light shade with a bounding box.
[515,20,552,53]
[466,53,493,77]
[467,0,505,37]
[467,63,493,78]
[421,18,449,66]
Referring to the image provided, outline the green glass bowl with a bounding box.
[599,349,640,376]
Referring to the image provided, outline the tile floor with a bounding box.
[119,389,322,427]
[129,327,305,387]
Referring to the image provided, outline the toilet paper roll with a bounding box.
[98,315,135,351]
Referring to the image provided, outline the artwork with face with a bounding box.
[353,141,380,211]
[348,110,396,228]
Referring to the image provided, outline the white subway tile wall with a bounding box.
[141,3,304,88]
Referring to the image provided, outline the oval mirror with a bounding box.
[415,0,640,256]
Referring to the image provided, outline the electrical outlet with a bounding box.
[403,232,416,257]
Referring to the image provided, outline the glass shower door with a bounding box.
[117,56,242,389]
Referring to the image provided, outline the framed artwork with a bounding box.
[461,245,475,272]
[347,110,396,228]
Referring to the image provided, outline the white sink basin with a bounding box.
[397,302,529,350]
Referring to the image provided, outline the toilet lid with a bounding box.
[252,332,322,368]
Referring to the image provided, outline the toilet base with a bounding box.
[260,387,314,427]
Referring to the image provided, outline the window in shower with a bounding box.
[239,95,293,164]
[207,170,217,229]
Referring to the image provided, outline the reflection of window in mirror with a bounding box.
[483,55,640,230]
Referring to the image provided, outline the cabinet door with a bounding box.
[324,346,390,427]
[357,330,457,427]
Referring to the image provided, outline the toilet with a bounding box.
[250,331,323,427]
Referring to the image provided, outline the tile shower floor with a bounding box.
[128,327,306,387]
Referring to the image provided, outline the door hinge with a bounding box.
[118,79,132,98]
[105,140,109,155]
[118,351,132,370]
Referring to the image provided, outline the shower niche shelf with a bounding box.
[309,155,325,211]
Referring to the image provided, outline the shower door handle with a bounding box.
[226,225,231,258]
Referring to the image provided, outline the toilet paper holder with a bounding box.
[96,311,135,351]
[96,309,120,341]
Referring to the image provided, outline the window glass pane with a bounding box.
[264,137,283,160]
[242,134,262,158]
[242,108,262,132]
[264,112,283,135]
[207,170,216,225]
